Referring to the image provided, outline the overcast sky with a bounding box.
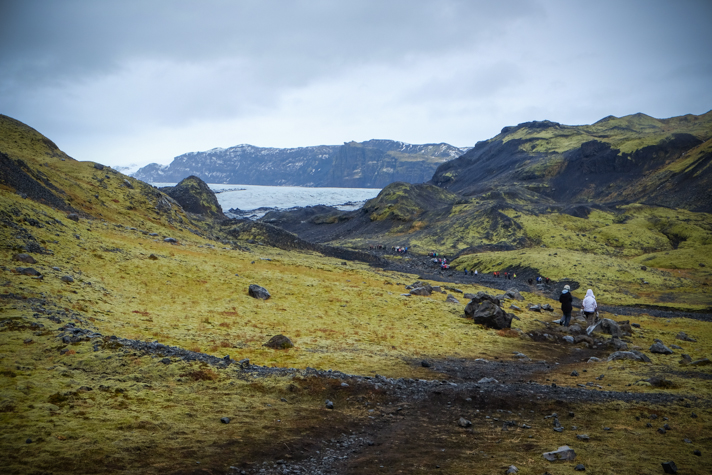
[1,0,711,169]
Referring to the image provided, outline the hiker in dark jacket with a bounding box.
[559,284,573,327]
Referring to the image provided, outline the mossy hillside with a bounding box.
[496,111,712,156]
[364,182,460,222]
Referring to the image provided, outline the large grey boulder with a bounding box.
[597,319,622,338]
[473,301,513,330]
[248,284,271,300]
[464,292,500,318]
[542,445,576,461]
[650,342,674,355]
[607,350,651,363]
[504,288,524,300]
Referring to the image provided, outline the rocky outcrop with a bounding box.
[465,295,514,330]
[160,176,225,218]
[134,140,469,188]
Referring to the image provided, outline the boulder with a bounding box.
[263,334,294,349]
[598,319,622,338]
[504,288,524,301]
[650,342,674,355]
[661,461,678,474]
[163,176,225,218]
[164,237,177,243]
[458,417,472,428]
[60,275,74,283]
[690,358,711,366]
[607,350,651,363]
[446,294,460,304]
[18,267,41,276]
[410,286,432,296]
[542,445,576,462]
[529,305,541,312]
[541,303,554,311]
[568,324,583,334]
[14,253,36,264]
[248,284,271,300]
[473,301,513,330]
[676,332,696,342]
[467,291,500,307]
[609,338,628,351]
[563,336,574,344]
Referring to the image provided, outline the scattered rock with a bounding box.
[421,361,431,368]
[690,357,711,366]
[570,370,579,376]
[529,305,541,312]
[262,335,294,349]
[220,417,230,424]
[446,294,460,304]
[679,354,692,364]
[542,445,576,462]
[472,300,513,330]
[576,434,589,441]
[505,465,518,474]
[650,342,674,355]
[658,427,666,434]
[610,338,628,351]
[444,286,463,294]
[60,275,74,283]
[248,284,271,300]
[693,450,701,456]
[164,237,177,243]
[160,358,171,364]
[478,377,498,384]
[563,336,575,344]
[587,357,601,363]
[93,163,104,170]
[574,464,585,471]
[14,253,36,264]
[661,461,677,474]
[458,417,472,428]
[325,400,334,410]
[148,254,159,260]
[631,323,641,328]
[504,288,524,301]
[669,344,682,350]
[67,213,79,222]
[541,304,553,311]
[509,304,522,311]
[597,319,622,338]
[607,351,651,363]
[17,267,41,276]
[676,331,696,342]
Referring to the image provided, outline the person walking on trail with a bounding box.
[559,284,573,327]
[582,289,598,325]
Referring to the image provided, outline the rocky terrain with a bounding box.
[1,113,711,474]
[133,139,469,188]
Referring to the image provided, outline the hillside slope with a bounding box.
[430,111,712,211]
[133,139,468,187]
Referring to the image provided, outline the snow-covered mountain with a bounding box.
[133,140,469,188]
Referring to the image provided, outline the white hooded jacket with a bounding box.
[582,289,597,312]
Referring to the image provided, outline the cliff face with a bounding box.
[133,140,468,188]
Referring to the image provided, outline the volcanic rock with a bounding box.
[542,445,576,462]
[248,284,271,300]
[472,300,513,329]
[650,342,674,354]
[263,335,294,349]
[607,351,651,363]
[458,417,472,428]
[14,253,36,264]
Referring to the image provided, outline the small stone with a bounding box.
[691,412,698,418]
[683,438,691,443]
[650,342,674,355]
[220,417,230,424]
[658,427,666,434]
[325,400,334,410]
[14,253,36,264]
[458,417,472,428]
[421,360,431,368]
[67,213,79,222]
[341,382,349,387]
[160,358,171,364]
[574,464,585,471]
[571,370,579,376]
[576,434,589,441]
[25,438,32,444]
[505,465,518,474]
[148,254,159,260]
[61,275,74,283]
[478,377,498,384]
[661,461,677,474]
[263,334,293,349]
[164,237,177,243]
[693,450,701,456]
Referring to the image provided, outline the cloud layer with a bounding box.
[1,0,711,168]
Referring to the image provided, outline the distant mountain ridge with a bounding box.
[133,139,469,188]
[430,111,712,211]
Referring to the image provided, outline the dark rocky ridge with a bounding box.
[133,139,469,188]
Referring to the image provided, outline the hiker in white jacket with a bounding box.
[582,289,598,325]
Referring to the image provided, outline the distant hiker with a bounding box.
[474,269,478,276]
[504,272,508,279]
[507,273,512,280]
[559,284,573,327]
[537,276,542,283]
[528,278,533,285]
[464,268,468,275]
[513,273,516,279]
[582,289,598,325]
[545,277,550,284]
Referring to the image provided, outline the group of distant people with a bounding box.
[368,244,409,254]
[490,271,516,280]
